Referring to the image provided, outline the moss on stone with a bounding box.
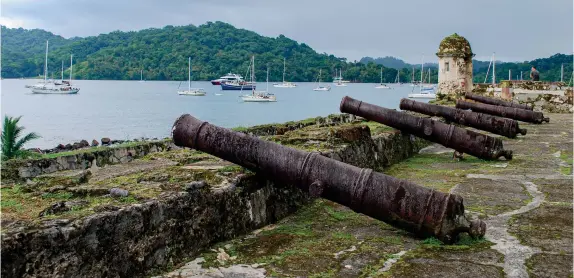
[437,33,473,60]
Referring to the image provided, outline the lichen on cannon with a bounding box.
[171,114,486,243]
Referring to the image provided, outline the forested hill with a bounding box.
[2,22,572,83]
[2,22,384,82]
[360,56,438,69]
[362,54,573,83]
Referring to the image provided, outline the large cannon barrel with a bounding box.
[399,98,527,138]
[172,114,486,243]
[456,100,549,124]
[465,93,533,110]
[340,96,513,160]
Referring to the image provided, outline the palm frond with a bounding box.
[1,115,40,160]
[14,132,41,151]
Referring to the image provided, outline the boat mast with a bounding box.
[283,58,286,83]
[188,57,191,91]
[420,56,424,83]
[427,68,430,83]
[484,53,493,84]
[380,67,383,84]
[561,64,564,82]
[61,61,64,81]
[266,65,269,92]
[420,55,424,92]
[69,55,73,84]
[141,69,143,81]
[252,55,255,95]
[44,40,49,83]
[492,53,496,85]
[509,69,511,81]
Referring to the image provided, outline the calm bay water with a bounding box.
[2,79,429,148]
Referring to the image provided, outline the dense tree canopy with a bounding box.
[1,23,571,84]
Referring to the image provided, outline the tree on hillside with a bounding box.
[1,116,41,160]
[1,23,572,83]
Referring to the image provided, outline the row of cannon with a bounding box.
[171,93,548,243]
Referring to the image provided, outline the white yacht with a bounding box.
[408,91,436,99]
[30,41,79,94]
[242,56,276,102]
[178,57,206,96]
[313,69,331,91]
[375,67,391,89]
[408,55,436,99]
[334,69,347,87]
[211,73,244,85]
[273,58,297,88]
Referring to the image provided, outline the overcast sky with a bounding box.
[1,0,572,63]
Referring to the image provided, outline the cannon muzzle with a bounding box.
[399,98,527,138]
[340,96,513,160]
[172,114,486,243]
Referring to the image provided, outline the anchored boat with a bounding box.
[408,55,436,99]
[313,69,331,91]
[242,56,276,102]
[273,58,297,88]
[30,41,79,94]
[178,57,206,96]
[211,73,244,85]
[375,66,391,89]
[334,69,347,87]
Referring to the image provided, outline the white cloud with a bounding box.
[0,16,26,28]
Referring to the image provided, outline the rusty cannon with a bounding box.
[340,96,513,160]
[399,98,527,138]
[456,100,549,124]
[465,93,533,110]
[172,114,486,243]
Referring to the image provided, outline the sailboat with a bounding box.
[420,68,434,91]
[394,70,401,85]
[408,55,435,99]
[313,69,331,91]
[335,69,347,87]
[242,56,276,102]
[178,57,206,96]
[332,69,349,83]
[30,41,79,94]
[410,66,419,87]
[273,58,297,88]
[26,40,51,89]
[375,67,390,89]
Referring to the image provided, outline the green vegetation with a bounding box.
[472,54,573,84]
[1,115,41,160]
[3,23,570,83]
[0,24,439,83]
[40,140,152,159]
[364,55,573,84]
[1,22,406,82]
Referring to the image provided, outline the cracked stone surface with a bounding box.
[152,114,574,277]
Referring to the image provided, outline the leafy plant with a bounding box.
[1,116,41,160]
